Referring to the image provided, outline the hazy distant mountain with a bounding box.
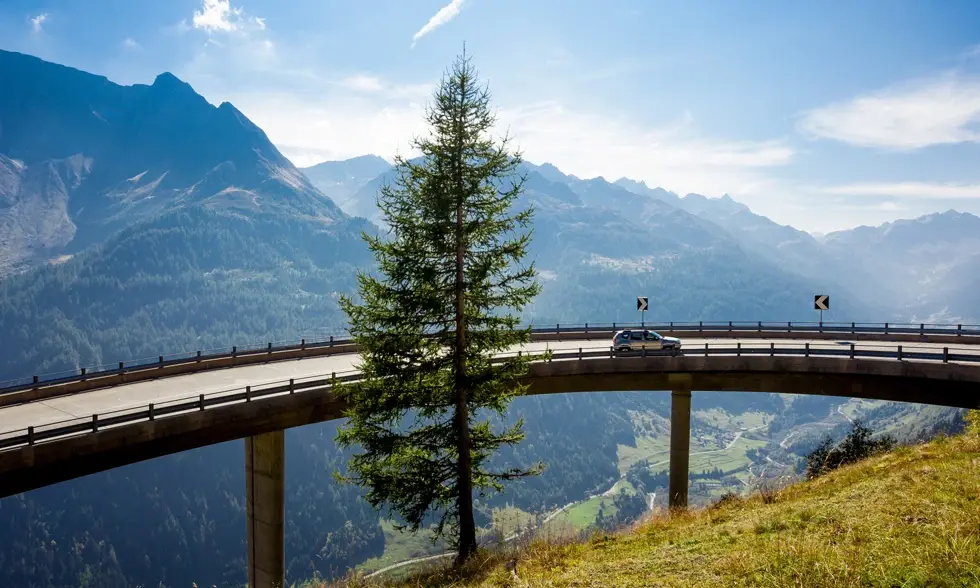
[300,154,392,212]
[614,178,682,206]
[822,210,980,322]
[299,155,876,322]
[526,161,581,184]
[611,175,980,322]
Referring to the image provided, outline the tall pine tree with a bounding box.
[334,50,542,563]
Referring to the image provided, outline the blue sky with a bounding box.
[3,0,980,232]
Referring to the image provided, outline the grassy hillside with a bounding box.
[322,414,980,587]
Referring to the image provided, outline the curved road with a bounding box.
[1,337,970,441]
[1,337,974,442]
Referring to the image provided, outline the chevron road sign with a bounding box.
[637,297,649,312]
[814,294,830,311]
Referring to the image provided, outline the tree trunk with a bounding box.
[453,69,477,564]
[454,193,477,563]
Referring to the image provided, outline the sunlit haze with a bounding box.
[4,0,980,232]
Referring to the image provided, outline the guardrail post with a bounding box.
[584,323,589,335]
[301,339,306,349]
[80,367,86,377]
[556,323,560,335]
[787,321,791,332]
[27,426,34,446]
[819,321,823,333]
[737,342,741,356]
[704,342,708,356]
[578,347,582,360]
[92,414,98,432]
[850,343,855,359]
[289,378,295,393]
[897,346,903,361]
[670,321,674,329]
[805,343,810,357]
[957,325,962,336]
[851,322,855,332]
[610,346,614,358]
[200,394,205,410]
[332,372,336,381]
[268,343,272,354]
[884,323,889,334]
[329,336,334,347]
[612,322,616,329]
[728,321,732,331]
[32,375,38,388]
[699,321,703,333]
[159,356,163,366]
[920,323,924,334]
[233,346,237,356]
[758,321,762,332]
[770,342,774,356]
[197,351,201,362]
[943,347,949,363]
[149,403,154,421]
[246,386,251,402]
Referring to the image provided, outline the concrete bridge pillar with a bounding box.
[668,378,692,509]
[245,430,286,588]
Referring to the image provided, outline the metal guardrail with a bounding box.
[3,321,980,395]
[2,341,978,453]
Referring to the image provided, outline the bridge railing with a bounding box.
[3,321,979,395]
[2,340,979,453]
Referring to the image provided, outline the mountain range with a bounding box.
[300,156,980,325]
[0,49,975,587]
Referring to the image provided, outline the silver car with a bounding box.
[612,329,682,352]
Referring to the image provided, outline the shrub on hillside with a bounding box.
[804,420,896,480]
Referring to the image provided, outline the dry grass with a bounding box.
[316,417,980,587]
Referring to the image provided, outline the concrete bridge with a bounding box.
[1,321,979,587]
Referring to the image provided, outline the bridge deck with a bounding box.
[0,336,972,440]
[0,333,977,497]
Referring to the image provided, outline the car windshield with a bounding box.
[646,331,661,340]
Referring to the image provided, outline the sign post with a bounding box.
[814,294,830,324]
[637,296,649,326]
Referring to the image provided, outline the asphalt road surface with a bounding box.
[0,337,971,438]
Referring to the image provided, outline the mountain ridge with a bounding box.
[0,48,348,275]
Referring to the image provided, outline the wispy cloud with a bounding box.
[335,74,434,101]
[224,74,792,203]
[962,44,980,60]
[122,38,141,50]
[30,12,48,33]
[819,181,980,199]
[191,0,264,34]
[339,74,385,93]
[797,71,980,150]
[497,101,793,193]
[411,0,465,48]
